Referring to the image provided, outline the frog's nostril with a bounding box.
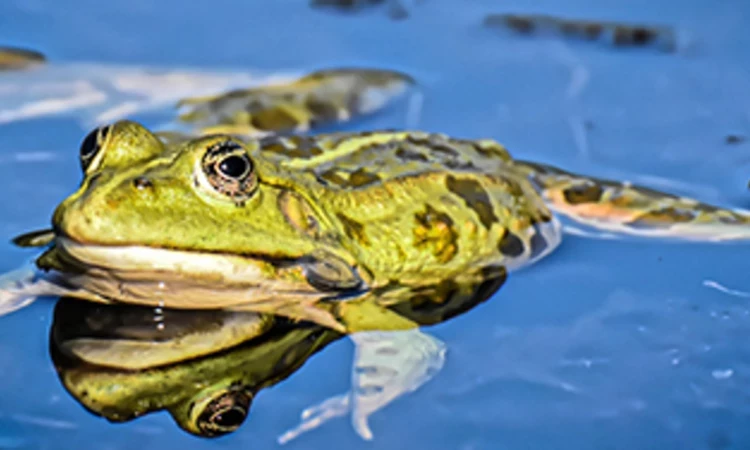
[132,177,153,190]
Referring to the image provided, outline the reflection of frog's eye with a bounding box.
[79,125,111,171]
[201,140,258,205]
[195,390,253,437]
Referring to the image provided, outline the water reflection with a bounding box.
[48,266,506,441]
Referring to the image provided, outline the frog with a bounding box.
[49,262,495,440]
[3,65,750,441]
[5,64,750,325]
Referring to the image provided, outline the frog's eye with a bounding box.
[79,125,111,171]
[194,389,252,437]
[200,140,258,204]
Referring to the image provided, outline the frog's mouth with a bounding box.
[38,237,365,330]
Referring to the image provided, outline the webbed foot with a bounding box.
[278,328,445,443]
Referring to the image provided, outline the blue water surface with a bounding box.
[1,0,750,449]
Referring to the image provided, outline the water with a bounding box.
[1,0,750,448]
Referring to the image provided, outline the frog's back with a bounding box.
[253,131,562,284]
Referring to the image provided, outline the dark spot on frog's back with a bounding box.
[317,168,348,187]
[305,97,341,126]
[347,168,381,188]
[250,107,300,132]
[445,175,498,230]
[261,137,323,159]
[395,146,429,162]
[497,229,525,257]
[336,212,370,246]
[563,182,603,204]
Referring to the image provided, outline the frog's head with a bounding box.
[46,121,367,311]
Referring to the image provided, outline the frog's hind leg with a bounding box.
[514,160,750,241]
[175,68,416,138]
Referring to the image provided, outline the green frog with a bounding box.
[4,66,750,330]
[3,65,749,442]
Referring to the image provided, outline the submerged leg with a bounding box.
[278,299,446,443]
[514,160,750,241]
[278,327,445,443]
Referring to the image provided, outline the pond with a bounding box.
[1,0,750,449]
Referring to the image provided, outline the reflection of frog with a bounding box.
[8,66,750,329]
[51,299,339,437]
[50,272,497,440]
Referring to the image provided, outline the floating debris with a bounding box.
[310,0,412,20]
[725,134,745,145]
[0,46,45,71]
[484,13,678,52]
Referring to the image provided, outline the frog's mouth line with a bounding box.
[56,236,279,285]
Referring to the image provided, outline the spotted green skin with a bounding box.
[47,121,551,320]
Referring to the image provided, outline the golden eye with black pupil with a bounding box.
[196,390,252,437]
[201,140,258,204]
[79,125,110,171]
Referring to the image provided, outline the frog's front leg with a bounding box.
[278,300,446,443]
[515,160,750,241]
[0,260,75,316]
